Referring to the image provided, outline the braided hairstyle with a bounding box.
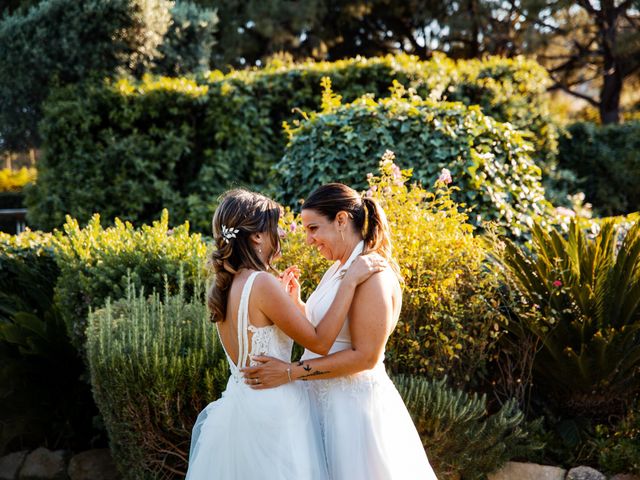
[302,183,401,279]
[207,189,281,322]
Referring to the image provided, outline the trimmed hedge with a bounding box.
[558,121,640,216]
[277,82,549,238]
[28,54,557,232]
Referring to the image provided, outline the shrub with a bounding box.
[0,0,173,150]
[278,153,504,385]
[53,209,207,351]
[394,375,542,480]
[276,81,550,239]
[593,400,640,475]
[558,121,640,216]
[26,77,212,230]
[0,167,36,192]
[87,281,229,479]
[0,231,100,454]
[489,219,640,419]
[30,54,556,232]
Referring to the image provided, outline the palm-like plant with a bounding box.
[491,220,640,417]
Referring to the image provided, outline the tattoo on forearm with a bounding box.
[303,364,312,372]
[300,370,330,381]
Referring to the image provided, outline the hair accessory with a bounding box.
[221,224,239,243]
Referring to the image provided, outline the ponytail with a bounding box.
[362,196,401,280]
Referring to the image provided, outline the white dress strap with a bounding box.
[236,271,261,368]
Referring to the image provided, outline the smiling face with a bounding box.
[300,208,343,261]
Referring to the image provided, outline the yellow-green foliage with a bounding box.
[277,152,502,382]
[0,167,36,192]
[31,53,557,232]
[54,209,208,351]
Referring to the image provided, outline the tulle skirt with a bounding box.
[304,362,438,480]
[186,375,328,480]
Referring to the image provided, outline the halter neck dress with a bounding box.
[301,242,438,479]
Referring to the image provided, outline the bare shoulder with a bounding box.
[251,270,281,297]
[355,266,400,301]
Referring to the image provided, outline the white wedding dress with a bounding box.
[301,241,438,480]
[186,271,328,479]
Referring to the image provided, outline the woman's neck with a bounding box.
[338,235,363,265]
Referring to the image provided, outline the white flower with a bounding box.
[221,224,239,243]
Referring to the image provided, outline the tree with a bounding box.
[535,0,640,124]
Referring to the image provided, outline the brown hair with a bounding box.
[207,189,281,322]
[302,183,401,279]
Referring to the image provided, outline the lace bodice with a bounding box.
[219,271,293,382]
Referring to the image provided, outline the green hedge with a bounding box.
[277,83,549,238]
[28,54,557,232]
[558,121,640,216]
[53,209,207,351]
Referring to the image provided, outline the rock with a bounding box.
[18,448,65,480]
[0,451,28,480]
[68,449,119,480]
[488,461,567,480]
[566,466,606,480]
[610,475,640,480]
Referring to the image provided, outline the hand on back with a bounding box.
[343,253,387,286]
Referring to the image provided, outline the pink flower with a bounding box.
[553,280,562,288]
[438,168,452,185]
[555,206,576,217]
[392,164,402,179]
[289,222,297,233]
[365,189,373,198]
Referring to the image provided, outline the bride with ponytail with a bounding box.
[243,183,438,479]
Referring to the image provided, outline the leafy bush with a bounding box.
[277,81,549,239]
[0,231,101,454]
[30,53,556,232]
[278,153,504,385]
[53,210,207,351]
[489,219,640,419]
[593,400,640,474]
[558,121,640,216]
[87,281,229,479]
[0,167,36,192]
[0,0,173,150]
[394,375,542,480]
[26,77,212,230]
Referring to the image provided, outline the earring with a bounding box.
[258,247,262,254]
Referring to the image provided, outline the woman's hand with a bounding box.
[241,356,291,390]
[343,253,387,286]
[279,265,302,305]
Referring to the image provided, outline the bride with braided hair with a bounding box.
[185,188,384,479]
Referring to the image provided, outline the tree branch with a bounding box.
[548,78,599,107]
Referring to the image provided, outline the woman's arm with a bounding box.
[243,269,396,387]
[255,255,385,355]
